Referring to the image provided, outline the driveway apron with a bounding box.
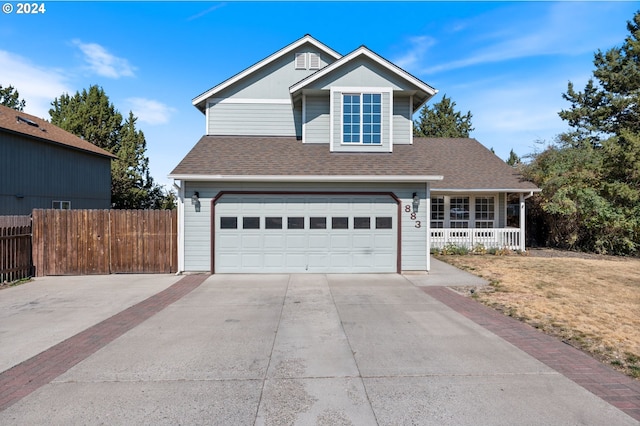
[0,273,637,425]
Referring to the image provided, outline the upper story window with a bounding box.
[343,93,381,144]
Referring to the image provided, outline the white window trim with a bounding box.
[330,86,393,149]
[52,200,71,210]
[431,195,498,228]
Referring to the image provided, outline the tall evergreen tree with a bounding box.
[50,86,122,152]
[506,149,521,166]
[524,11,640,255]
[413,95,474,138]
[0,84,26,111]
[559,11,640,145]
[50,85,174,209]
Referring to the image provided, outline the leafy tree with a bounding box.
[50,85,174,210]
[506,149,521,166]
[524,11,640,255]
[0,84,26,111]
[413,95,474,138]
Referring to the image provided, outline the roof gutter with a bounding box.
[168,174,443,183]
[431,188,542,193]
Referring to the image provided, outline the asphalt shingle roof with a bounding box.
[170,136,538,191]
[0,105,115,159]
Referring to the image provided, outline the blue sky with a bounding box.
[1,1,637,188]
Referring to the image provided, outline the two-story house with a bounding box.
[170,35,539,274]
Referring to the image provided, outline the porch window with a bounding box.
[450,197,469,228]
[475,197,495,228]
[431,196,445,228]
[343,93,381,144]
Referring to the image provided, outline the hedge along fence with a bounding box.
[0,224,33,283]
[32,209,177,276]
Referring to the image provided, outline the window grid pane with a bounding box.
[354,217,371,229]
[343,93,381,145]
[310,217,326,229]
[287,217,304,229]
[332,217,349,229]
[243,217,260,229]
[265,217,282,229]
[362,93,381,144]
[220,217,237,229]
[375,217,392,229]
[343,94,360,143]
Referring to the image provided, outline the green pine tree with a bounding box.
[50,85,174,210]
[413,95,474,138]
[0,84,26,111]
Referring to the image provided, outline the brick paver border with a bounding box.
[0,274,209,412]
[422,286,640,422]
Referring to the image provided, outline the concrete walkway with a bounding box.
[0,273,638,425]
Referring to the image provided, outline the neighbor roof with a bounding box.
[0,105,116,159]
[169,136,538,192]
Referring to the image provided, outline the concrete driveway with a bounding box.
[0,273,637,425]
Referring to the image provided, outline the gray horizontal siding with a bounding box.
[304,95,329,144]
[207,102,296,136]
[393,96,412,145]
[215,44,335,100]
[181,181,429,272]
[0,131,111,215]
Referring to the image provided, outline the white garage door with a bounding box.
[214,194,398,273]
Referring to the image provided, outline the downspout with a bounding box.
[426,182,431,272]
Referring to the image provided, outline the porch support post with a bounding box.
[519,192,526,252]
[426,182,431,271]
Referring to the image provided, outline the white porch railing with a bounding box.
[430,228,522,251]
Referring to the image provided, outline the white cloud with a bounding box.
[126,97,176,125]
[72,40,135,78]
[0,50,71,119]
[392,36,436,70]
[418,3,628,75]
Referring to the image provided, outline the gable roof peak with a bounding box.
[192,34,342,112]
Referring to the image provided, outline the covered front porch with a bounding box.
[427,191,534,252]
[430,227,522,251]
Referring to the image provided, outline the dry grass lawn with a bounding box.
[438,251,640,379]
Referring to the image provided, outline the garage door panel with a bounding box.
[286,234,307,250]
[330,234,350,250]
[218,234,240,249]
[308,253,329,268]
[215,194,398,273]
[264,234,285,248]
[352,234,373,248]
[241,234,262,249]
[241,253,263,267]
[308,234,329,248]
[264,253,285,268]
[285,253,307,268]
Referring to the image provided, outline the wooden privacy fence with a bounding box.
[1,224,33,283]
[32,209,177,276]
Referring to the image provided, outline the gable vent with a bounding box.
[309,52,320,69]
[295,52,307,70]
